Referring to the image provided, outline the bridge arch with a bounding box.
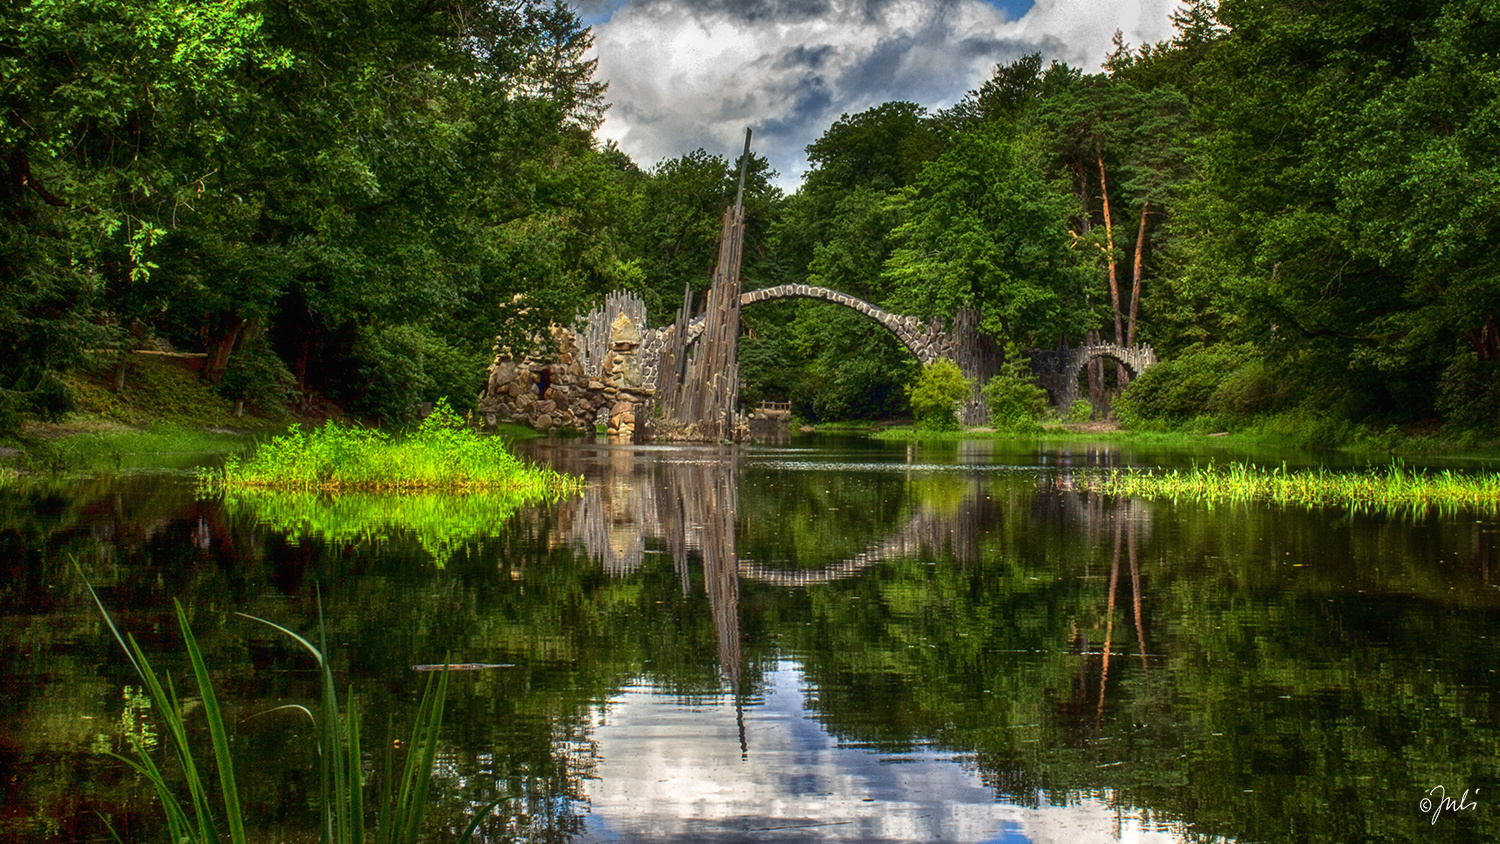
[673,284,952,366]
[1028,342,1158,409]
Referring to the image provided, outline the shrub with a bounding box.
[0,388,23,436]
[220,332,297,415]
[981,357,1049,431]
[346,326,487,426]
[1204,357,1275,418]
[1436,354,1500,436]
[906,358,972,431]
[1066,399,1093,423]
[1115,343,1266,426]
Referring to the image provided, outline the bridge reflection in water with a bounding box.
[525,440,1175,844]
[525,440,1152,696]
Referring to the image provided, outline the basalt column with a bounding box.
[666,129,753,442]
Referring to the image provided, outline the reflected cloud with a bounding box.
[581,662,1205,843]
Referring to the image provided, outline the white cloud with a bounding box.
[588,0,1184,188]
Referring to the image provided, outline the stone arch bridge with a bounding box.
[665,283,1000,424]
[1027,342,1159,410]
[734,284,957,365]
[480,287,1158,433]
[595,287,1156,420]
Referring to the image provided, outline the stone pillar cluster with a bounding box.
[598,312,653,440]
[476,315,654,440]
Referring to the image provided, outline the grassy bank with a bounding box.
[62,351,293,432]
[869,420,1500,461]
[2,353,293,472]
[873,423,1222,445]
[1079,461,1500,514]
[206,402,577,494]
[13,423,259,473]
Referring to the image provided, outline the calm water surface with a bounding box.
[3,436,1499,843]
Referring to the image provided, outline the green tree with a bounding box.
[2,0,623,426]
[981,354,1051,431]
[0,0,288,426]
[905,358,972,431]
[1173,0,1500,430]
[883,125,1090,348]
[621,147,781,319]
[752,103,944,421]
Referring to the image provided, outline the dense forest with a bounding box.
[3,0,1497,442]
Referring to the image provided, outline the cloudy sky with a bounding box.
[576,0,1186,189]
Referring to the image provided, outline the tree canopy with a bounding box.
[4,0,1497,437]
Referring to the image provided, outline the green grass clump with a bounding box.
[1081,461,1500,514]
[208,401,578,494]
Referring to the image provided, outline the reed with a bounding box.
[203,400,578,495]
[85,577,495,843]
[1080,461,1500,514]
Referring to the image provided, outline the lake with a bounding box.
[2,435,1498,842]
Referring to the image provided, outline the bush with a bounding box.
[0,369,77,434]
[1115,343,1266,426]
[1204,357,1275,418]
[28,371,76,421]
[1066,399,1093,423]
[982,357,1049,431]
[906,358,972,431]
[346,325,487,425]
[0,389,23,436]
[220,332,296,415]
[1436,354,1500,436]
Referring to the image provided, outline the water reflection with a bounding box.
[4,437,1500,843]
[581,663,1194,844]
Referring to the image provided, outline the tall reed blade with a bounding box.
[348,688,364,844]
[175,600,248,844]
[127,625,218,841]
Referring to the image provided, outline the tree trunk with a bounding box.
[111,350,129,392]
[1465,315,1498,360]
[203,314,246,387]
[1128,199,1149,348]
[1096,146,1122,346]
[1070,160,1092,237]
[1087,328,1104,417]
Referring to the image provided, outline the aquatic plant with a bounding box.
[85,581,495,843]
[205,399,579,494]
[1080,461,1500,514]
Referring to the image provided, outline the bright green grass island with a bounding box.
[202,401,579,498]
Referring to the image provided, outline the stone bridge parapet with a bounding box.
[738,284,957,365]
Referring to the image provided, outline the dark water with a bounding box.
[3,436,1500,843]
